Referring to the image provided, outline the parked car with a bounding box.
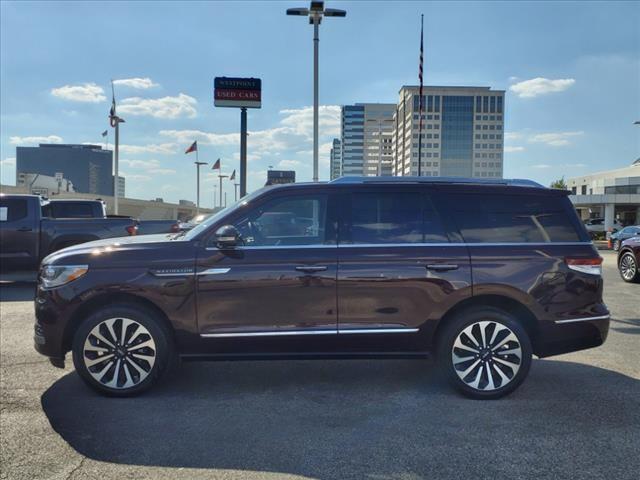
[0,194,136,273]
[617,236,640,283]
[135,220,180,235]
[178,213,211,232]
[584,218,622,238]
[34,177,609,399]
[43,198,107,218]
[608,225,640,251]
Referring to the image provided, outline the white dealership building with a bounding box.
[567,159,640,229]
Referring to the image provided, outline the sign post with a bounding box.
[214,77,261,199]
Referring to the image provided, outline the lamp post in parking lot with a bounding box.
[287,1,346,182]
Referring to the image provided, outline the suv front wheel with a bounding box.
[72,304,174,396]
[438,307,533,399]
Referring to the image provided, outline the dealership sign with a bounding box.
[214,77,261,109]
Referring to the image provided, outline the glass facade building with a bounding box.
[341,105,365,176]
[330,138,342,180]
[16,144,115,196]
[392,86,505,178]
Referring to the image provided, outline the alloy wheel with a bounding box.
[83,317,156,389]
[620,254,637,281]
[451,321,522,391]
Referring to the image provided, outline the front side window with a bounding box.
[234,194,328,247]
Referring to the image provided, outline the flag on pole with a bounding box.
[230,169,236,181]
[417,14,424,176]
[101,130,108,137]
[185,141,197,154]
[212,158,221,170]
[109,81,117,127]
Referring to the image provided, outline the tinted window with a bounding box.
[0,199,28,222]
[46,203,96,218]
[234,194,328,246]
[448,193,581,243]
[347,192,446,244]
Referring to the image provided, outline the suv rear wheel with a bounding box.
[72,304,174,396]
[438,307,532,399]
[619,252,640,283]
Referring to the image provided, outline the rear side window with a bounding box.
[47,203,95,218]
[447,193,581,243]
[346,191,447,244]
[0,199,28,222]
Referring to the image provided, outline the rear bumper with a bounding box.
[534,313,610,358]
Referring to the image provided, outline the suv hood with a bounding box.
[42,233,186,266]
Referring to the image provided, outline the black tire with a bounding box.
[613,240,620,252]
[619,252,640,283]
[72,303,175,396]
[437,307,533,400]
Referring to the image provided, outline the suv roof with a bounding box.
[330,176,545,188]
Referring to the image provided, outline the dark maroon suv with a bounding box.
[34,177,609,399]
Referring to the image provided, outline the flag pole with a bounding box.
[417,14,424,178]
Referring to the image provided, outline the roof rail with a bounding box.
[329,176,545,188]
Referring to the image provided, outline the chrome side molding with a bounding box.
[554,314,610,324]
[200,327,419,338]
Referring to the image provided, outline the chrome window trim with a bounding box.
[200,327,420,338]
[206,241,592,251]
[554,314,610,324]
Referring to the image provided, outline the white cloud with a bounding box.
[118,93,197,119]
[531,162,587,169]
[51,83,106,103]
[113,77,159,89]
[504,132,524,141]
[531,164,552,169]
[159,129,239,146]
[121,172,151,182]
[279,105,341,138]
[509,77,575,98]
[1,157,16,166]
[528,131,584,147]
[120,158,176,175]
[278,159,301,168]
[119,143,177,155]
[9,135,63,145]
[504,146,525,153]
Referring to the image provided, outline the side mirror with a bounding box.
[215,225,240,248]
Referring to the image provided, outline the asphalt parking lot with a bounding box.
[1,250,638,480]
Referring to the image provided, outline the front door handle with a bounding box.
[295,265,328,273]
[426,264,459,272]
[17,227,33,232]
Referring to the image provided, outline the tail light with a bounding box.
[565,257,602,276]
[607,238,612,249]
[126,225,138,236]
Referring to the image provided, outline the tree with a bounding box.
[550,177,568,190]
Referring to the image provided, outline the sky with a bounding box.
[1,1,639,207]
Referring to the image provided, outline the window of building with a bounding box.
[581,185,587,195]
[476,96,482,112]
[497,97,503,114]
[476,115,481,121]
[490,96,496,113]
[434,97,440,113]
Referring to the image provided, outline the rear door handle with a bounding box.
[17,227,33,232]
[426,264,459,272]
[295,265,328,273]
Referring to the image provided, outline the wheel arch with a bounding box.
[63,292,175,353]
[433,294,539,353]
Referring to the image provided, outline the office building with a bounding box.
[117,175,126,198]
[340,103,396,177]
[568,159,640,228]
[16,144,115,196]
[330,138,342,180]
[392,86,505,178]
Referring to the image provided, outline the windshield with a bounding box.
[183,187,270,241]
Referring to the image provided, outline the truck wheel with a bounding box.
[72,304,175,396]
[437,307,532,400]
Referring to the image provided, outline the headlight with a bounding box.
[40,265,88,289]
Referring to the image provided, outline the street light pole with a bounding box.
[218,174,228,208]
[194,161,207,214]
[287,1,346,182]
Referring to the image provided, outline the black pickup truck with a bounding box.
[43,198,179,235]
[0,194,137,272]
